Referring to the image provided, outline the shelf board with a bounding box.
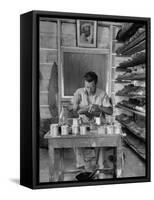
[116,73,145,81]
[116,31,145,55]
[120,40,145,56]
[116,23,143,42]
[116,54,145,70]
[117,119,145,142]
[123,137,145,161]
[115,80,131,84]
[116,104,145,117]
[116,66,145,72]
[116,94,145,99]
[116,67,129,72]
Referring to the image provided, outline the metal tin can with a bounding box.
[95,117,101,125]
[80,125,87,135]
[73,118,79,126]
[72,125,79,135]
[114,124,121,134]
[106,125,113,135]
[97,125,106,135]
[50,124,59,136]
[61,125,69,136]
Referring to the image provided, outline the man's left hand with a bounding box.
[89,104,100,113]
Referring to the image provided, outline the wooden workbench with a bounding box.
[44,132,123,182]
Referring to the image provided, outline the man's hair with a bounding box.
[84,71,98,84]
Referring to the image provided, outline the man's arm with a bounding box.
[99,105,113,115]
[71,89,80,112]
[71,89,91,114]
[90,104,113,116]
[100,94,113,115]
[90,94,113,116]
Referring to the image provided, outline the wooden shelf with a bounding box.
[115,23,146,163]
[116,93,145,99]
[116,104,145,117]
[116,23,143,42]
[116,52,145,71]
[116,31,145,55]
[117,119,145,142]
[116,73,145,81]
[119,40,145,56]
[115,80,131,84]
[123,137,145,161]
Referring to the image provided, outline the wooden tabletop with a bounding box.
[44,131,121,148]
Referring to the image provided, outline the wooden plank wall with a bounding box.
[40,21,58,119]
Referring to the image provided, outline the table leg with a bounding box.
[113,144,123,178]
[48,146,57,182]
[98,148,105,179]
[113,147,117,178]
[117,143,123,177]
[58,148,64,181]
[98,148,104,169]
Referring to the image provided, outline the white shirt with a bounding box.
[72,87,112,109]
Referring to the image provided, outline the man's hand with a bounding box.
[89,104,100,113]
[78,105,90,114]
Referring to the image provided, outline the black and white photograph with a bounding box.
[38,15,150,184]
[77,20,97,47]
[0,0,153,197]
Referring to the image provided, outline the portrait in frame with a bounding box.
[77,20,97,47]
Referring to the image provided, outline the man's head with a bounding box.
[84,71,98,95]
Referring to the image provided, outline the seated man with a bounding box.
[71,71,113,173]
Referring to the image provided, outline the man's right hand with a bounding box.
[77,105,90,114]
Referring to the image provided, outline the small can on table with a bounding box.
[50,124,59,136]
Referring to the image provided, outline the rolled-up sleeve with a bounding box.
[71,89,81,110]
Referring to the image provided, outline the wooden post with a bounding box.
[48,145,56,182]
[57,19,61,116]
[116,136,123,177]
[113,147,117,178]
[59,148,65,181]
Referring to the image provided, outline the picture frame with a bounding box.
[20,10,151,189]
[77,20,97,47]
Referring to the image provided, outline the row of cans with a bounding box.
[49,123,121,137]
[97,124,121,135]
[49,124,87,136]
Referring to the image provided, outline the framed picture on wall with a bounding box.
[77,20,97,47]
[20,10,151,189]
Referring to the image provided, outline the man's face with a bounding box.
[84,80,96,95]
